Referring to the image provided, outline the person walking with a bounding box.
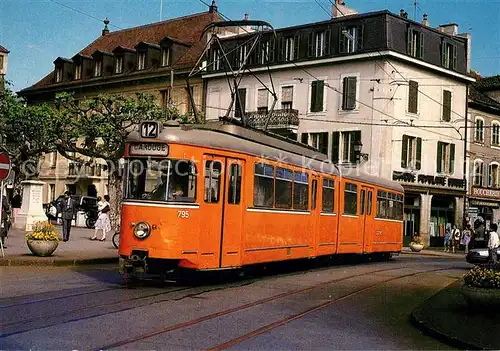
[451,225,461,254]
[487,223,499,264]
[1,194,11,248]
[444,226,452,252]
[92,195,111,241]
[57,192,76,242]
[461,224,472,254]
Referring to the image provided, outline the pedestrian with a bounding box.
[1,194,11,248]
[444,226,452,252]
[451,225,461,254]
[461,224,472,254]
[487,223,499,264]
[57,191,76,242]
[92,195,111,241]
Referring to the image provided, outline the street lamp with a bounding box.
[353,139,368,164]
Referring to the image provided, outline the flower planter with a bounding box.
[461,284,500,311]
[26,240,59,257]
[409,243,424,252]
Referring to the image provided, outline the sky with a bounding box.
[0,0,499,93]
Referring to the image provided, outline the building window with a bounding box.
[281,86,293,110]
[408,80,419,114]
[339,25,362,54]
[489,163,499,188]
[257,88,268,114]
[442,90,452,122]
[307,132,329,155]
[0,55,3,70]
[74,64,82,80]
[204,160,222,203]
[401,135,422,170]
[259,40,272,64]
[475,117,484,143]
[322,178,335,213]
[331,131,361,164]
[308,30,330,58]
[161,88,173,109]
[341,76,357,110]
[115,56,123,74]
[212,48,221,70]
[437,141,455,174]
[137,52,146,70]
[284,36,295,61]
[235,88,246,118]
[161,48,170,67]
[55,66,63,83]
[310,80,324,112]
[293,172,309,210]
[49,152,57,168]
[474,159,484,186]
[492,121,500,146]
[343,182,358,215]
[315,31,325,57]
[94,60,102,77]
[407,28,424,59]
[441,42,457,70]
[254,163,274,207]
[237,44,248,66]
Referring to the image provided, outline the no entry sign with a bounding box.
[0,152,11,181]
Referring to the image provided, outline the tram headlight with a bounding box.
[134,222,151,240]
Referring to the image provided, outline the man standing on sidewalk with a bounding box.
[488,223,499,264]
[57,192,76,242]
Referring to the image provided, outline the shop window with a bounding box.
[343,182,357,215]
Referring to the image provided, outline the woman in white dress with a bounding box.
[91,195,111,241]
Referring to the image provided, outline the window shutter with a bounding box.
[308,32,314,57]
[452,45,457,70]
[301,133,309,145]
[269,38,275,62]
[331,132,340,163]
[442,90,452,121]
[314,80,324,112]
[325,29,332,55]
[339,27,346,53]
[441,41,447,67]
[416,137,422,170]
[401,135,409,168]
[278,37,284,62]
[450,143,455,174]
[347,77,357,110]
[419,32,424,59]
[342,77,349,110]
[257,89,268,109]
[310,81,318,112]
[356,25,363,50]
[408,80,418,113]
[319,132,329,155]
[407,29,413,55]
[294,34,300,60]
[282,86,293,102]
[436,142,443,173]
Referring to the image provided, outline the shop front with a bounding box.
[468,187,500,237]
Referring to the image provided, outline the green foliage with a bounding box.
[464,264,500,289]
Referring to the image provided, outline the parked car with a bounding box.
[45,195,98,220]
[466,247,500,264]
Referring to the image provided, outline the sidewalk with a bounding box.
[0,225,119,266]
[401,247,467,258]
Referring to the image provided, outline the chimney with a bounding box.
[244,13,249,20]
[439,23,458,36]
[403,11,408,19]
[209,0,218,13]
[400,9,405,17]
[331,0,358,18]
[102,18,110,36]
[422,13,429,26]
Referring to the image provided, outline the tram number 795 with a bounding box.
[177,210,190,219]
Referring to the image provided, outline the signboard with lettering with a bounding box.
[140,121,160,138]
[129,143,169,156]
[472,187,500,200]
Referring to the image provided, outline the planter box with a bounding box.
[461,284,500,311]
[27,240,59,257]
[409,243,424,252]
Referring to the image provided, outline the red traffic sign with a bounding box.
[0,152,11,181]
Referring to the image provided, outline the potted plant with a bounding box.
[409,233,424,252]
[26,221,59,257]
[462,263,500,311]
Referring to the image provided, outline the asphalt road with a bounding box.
[0,255,470,350]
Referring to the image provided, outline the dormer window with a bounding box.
[212,48,221,70]
[55,66,63,83]
[161,48,170,67]
[137,52,146,70]
[94,60,102,77]
[339,25,362,54]
[407,28,424,59]
[284,37,295,61]
[74,64,82,80]
[441,41,457,70]
[115,56,123,74]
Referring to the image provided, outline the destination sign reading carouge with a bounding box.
[130,143,169,156]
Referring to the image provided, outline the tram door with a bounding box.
[361,186,375,253]
[221,158,245,268]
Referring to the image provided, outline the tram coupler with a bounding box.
[119,254,148,275]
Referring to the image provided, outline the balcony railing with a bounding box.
[68,163,104,177]
[245,109,299,130]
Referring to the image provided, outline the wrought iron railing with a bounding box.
[245,109,299,129]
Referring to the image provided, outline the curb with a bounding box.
[400,251,462,258]
[0,256,119,267]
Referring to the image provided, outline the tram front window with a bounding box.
[126,158,197,202]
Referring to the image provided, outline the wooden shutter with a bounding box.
[401,135,409,168]
[442,90,452,121]
[269,38,275,62]
[319,132,329,155]
[342,77,349,110]
[346,77,357,110]
[419,32,424,59]
[408,80,418,113]
[441,41,447,67]
[450,143,455,174]
[294,33,300,60]
[277,36,284,62]
[325,29,332,55]
[436,142,443,173]
[407,29,413,55]
[301,133,309,145]
[416,137,422,170]
[307,32,314,57]
[339,27,346,53]
[452,45,457,70]
[310,81,318,112]
[331,132,340,163]
[311,80,324,112]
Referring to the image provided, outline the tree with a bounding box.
[54,92,173,231]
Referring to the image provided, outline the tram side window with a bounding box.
[322,178,335,213]
[343,182,358,215]
[293,172,309,210]
[254,163,274,207]
[204,161,222,203]
[376,191,403,220]
[275,167,293,209]
[228,163,242,205]
[377,191,388,218]
[311,179,318,210]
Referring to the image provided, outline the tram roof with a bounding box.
[128,121,403,192]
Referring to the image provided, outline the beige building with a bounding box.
[18,4,222,204]
[0,45,9,92]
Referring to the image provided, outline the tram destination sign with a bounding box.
[129,143,169,156]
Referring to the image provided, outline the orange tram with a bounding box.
[118,121,404,278]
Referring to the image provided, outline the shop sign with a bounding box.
[392,171,465,189]
[469,200,500,208]
[472,187,500,200]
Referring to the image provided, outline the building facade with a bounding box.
[18,4,222,204]
[0,45,9,92]
[203,6,474,246]
[467,86,500,240]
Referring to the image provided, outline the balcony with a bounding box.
[245,109,299,135]
[68,163,104,178]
